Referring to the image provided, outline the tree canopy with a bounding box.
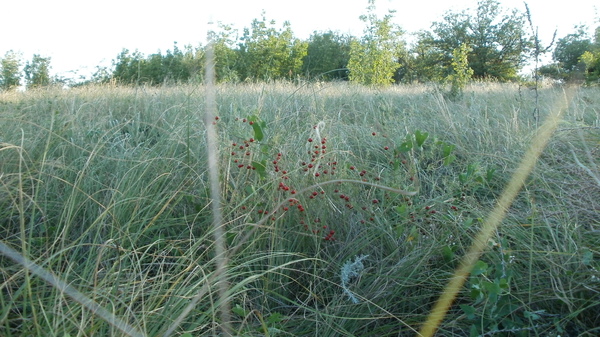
[347,0,405,85]
[0,50,21,90]
[411,0,530,82]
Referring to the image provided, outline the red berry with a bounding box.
[308,138,313,142]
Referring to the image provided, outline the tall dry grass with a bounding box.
[0,81,598,336]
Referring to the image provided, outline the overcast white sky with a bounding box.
[1,0,598,81]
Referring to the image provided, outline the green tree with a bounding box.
[237,13,308,81]
[581,50,600,83]
[347,0,405,85]
[110,44,199,85]
[447,43,474,99]
[162,42,190,83]
[554,27,593,75]
[409,31,450,82]
[112,49,144,84]
[302,31,351,80]
[144,52,165,84]
[0,50,22,90]
[417,0,530,82]
[181,44,205,83]
[24,54,52,88]
[209,23,240,82]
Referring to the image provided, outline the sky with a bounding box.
[2,0,598,82]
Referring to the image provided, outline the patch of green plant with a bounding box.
[460,250,531,337]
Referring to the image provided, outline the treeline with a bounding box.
[1,0,599,90]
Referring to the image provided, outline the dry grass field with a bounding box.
[1,82,598,336]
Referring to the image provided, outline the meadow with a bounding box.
[0,82,598,336]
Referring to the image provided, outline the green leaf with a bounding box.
[483,280,501,296]
[443,154,456,166]
[267,312,284,325]
[180,334,193,337]
[397,141,413,153]
[486,168,496,182]
[460,304,477,320]
[498,278,509,290]
[524,310,543,320]
[442,143,455,157]
[414,130,429,147]
[469,324,480,337]
[395,204,408,216]
[252,160,267,179]
[248,115,265,141]
[462,218,474,228]
[233,304,249,317]
[471,260,488,276]
[459,164,477,183]
[245,185,256,195]
[442,245,455,263]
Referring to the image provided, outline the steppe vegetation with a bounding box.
[2,0,600,335]
[1,81,598,336]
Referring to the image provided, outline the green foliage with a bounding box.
[408,31,449,82]
[538,26,595,82]
[347,0,404,85]
[24,54,52,88]
[447,43,474,99]
[414,0,530,82]
[302,31,351,80]
[237,13,308,81]
[110,43,202,85]
[0,50,22,90]
[210,24,241,82]
[553,26,592,73]
[581,50,600,83]
[577,29,600,83]
[461,254,530,337]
